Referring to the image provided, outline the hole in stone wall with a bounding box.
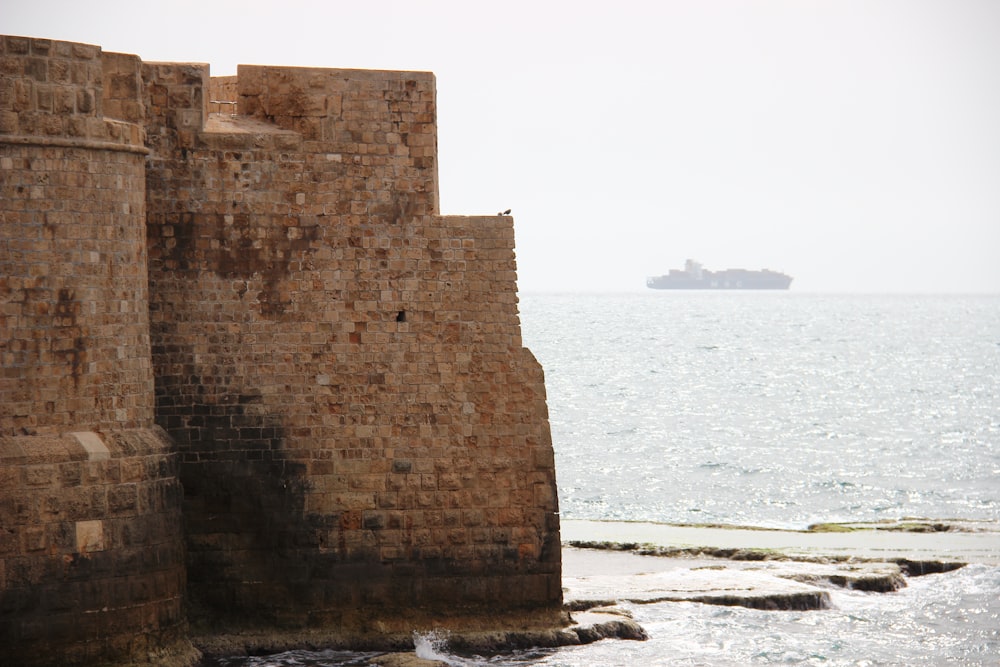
[396,310,406,322]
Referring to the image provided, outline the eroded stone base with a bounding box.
[0,427,188,666]
[190,606,645,663]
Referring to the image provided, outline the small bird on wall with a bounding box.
[497,209,511,216]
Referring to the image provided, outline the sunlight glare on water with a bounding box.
[518,293,1000,530]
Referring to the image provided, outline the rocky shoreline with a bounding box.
[188,519,998,665]
[559,518,987,616]
[562,542,963,613]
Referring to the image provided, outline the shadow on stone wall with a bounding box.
[156,362,336,624]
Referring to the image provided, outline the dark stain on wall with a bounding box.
[159,212,321,318]
[54,288,86,385]
[159,376,332,620]
[6,286,85,387]
[152,350,435,620]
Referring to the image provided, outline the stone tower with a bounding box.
[0,36,188,665]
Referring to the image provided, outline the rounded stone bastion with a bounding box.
[0,36,190,665]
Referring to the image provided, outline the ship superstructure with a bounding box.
[647,259,792,290]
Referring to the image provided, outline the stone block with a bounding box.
[24,465,58,487]
[75,519,104,552]
[70,431,109,461]
[5,36,30,54]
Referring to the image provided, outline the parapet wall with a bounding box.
[0,36,145,149]
[2,34,559,663]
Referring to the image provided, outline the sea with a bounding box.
[214,293,1000,666]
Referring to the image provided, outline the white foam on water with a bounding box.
[412,630,472,666]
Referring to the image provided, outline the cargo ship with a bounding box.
[647,259,793,290]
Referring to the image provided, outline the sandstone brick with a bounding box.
[75,519,104,552]
[0,110,17,133]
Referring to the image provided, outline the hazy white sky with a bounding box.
[8,0,999,293]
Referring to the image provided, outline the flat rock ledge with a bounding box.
[564,541,967,613]
[567,565,836,612]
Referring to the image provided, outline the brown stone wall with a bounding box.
[0,37,151,436]
[0,142,151,434]
[1,37,189,666]
[144,64,560,624]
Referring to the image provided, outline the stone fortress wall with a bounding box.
[1,35,560,666]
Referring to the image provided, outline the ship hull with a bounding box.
[647,265,793,290]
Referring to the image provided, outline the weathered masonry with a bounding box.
[0,35,561,666]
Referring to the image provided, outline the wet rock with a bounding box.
[443,612,648,653]
[568,612,649,642]
[894,559,966,576]
[688,590,831,611]
[367,653,447,667]
[763,561,908,592]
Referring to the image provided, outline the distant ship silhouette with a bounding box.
[647,259,792,290]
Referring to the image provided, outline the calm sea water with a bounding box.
[216,293,1000,666]
[521,292,1000,530]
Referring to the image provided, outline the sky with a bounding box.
[7,0,1000,293]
